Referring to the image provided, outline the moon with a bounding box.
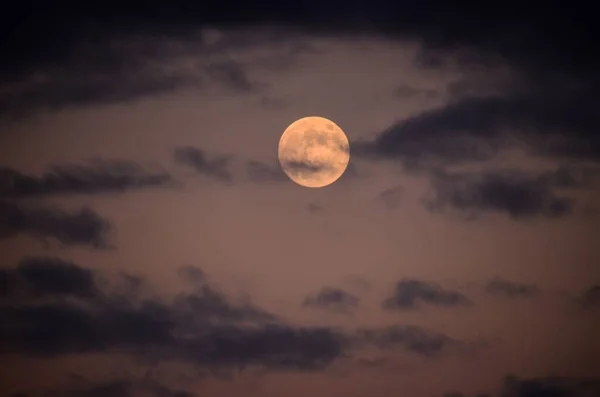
[278,116,350,188]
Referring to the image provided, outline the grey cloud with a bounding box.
[306,203,322,213]
[2,2,598,123]
[0,259,341,371]
[245,160,288,183]
[0,259,473,373]
[205,59,255,91]
[0,160,172,198]
[14,257,98,299]
[379,185,404,209]
[355,325,458,358]
[14,377,195,397]
[303,287,359,313]
[578,284,600,310]
[500,375,600,397]
[425,170,574,220]
[355,83,599,167]
[394,84,438,100]
[440,375,600,397]
[383,279,471,310]
[177,265,207,284]
[485,277,538,298]
[0,26,307,119]
[0,201,111,248]
[173,147,233,182]
[0,34,203,120]
[281,159,330,174]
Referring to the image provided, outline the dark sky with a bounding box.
[1,2,599,397]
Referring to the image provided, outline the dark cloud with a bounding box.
[356,87,600,167]
[0,259,472,373]
[173,147,233,182]
[0,69,196,120]
[499,375,600,397]
[205,60,255,92]
[355,325,458,357]
[281,160,330,174]
[425,170,574,220]
[485,277,538,299]
[378,185,404,209]
[177,265,207,284]
[383,279,471,310]
[2,2,598,126]
[0,201,111,248]
[245,160,288,183]
[441,376,600,397]
[303,287,359,313]
[0,31,203,119]
[0,260,340,370]
[14,377,195,397]
[306,203,322,213]
[393,84,438,100]
[12,257,98,299]
[354,357,388,369]
[0,161,172,198]
[577,284,600,310]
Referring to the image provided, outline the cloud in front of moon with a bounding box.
[278,116,350,188]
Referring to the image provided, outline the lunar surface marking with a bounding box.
[278,116,350,188]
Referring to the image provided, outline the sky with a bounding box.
[1,2,599,397]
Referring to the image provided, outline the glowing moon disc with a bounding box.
[278,116,350,188]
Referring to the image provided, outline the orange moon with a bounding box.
[277,116,350,188]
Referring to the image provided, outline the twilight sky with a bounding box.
[1,3,599,397]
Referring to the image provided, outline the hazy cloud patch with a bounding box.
[383,279,471,310]
[424,169,575,220]
[173,147,233,182]
[0,259,477,373]
[577,284,600,310]
[245,160,287,183]
[0,161,172,198]
[378,185,404,209]
[485,277,539,298]
[0,201,111,248]
[303,287,359,314]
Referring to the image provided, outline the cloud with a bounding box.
[0,25,302,119]
[354,325,461,358]
[2,2,598,123]
[356,87,599,166]
[303,287,359,313]
[306,203,322,213]
[441,375,600,397]
[205,59,256,91]
[577,284,600,310]
[0,201,111,248]
[485,277,538,299]
[0,259,342,371]
[12,377,196,397]
[424,170,574,220]
[245,160,288,183]
[0,31,205,119]
[280,159,331,175]
[173,147,233,182]
[0,160,172,198]
[0,259,474,373]
[378,185,404,209]
[2,257,99,299]
[177,265,207,285]
[499,375,600,397]
[382,279,471,310]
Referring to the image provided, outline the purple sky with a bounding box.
[1,3,599,397]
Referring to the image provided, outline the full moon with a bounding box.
[278,116,350,188]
